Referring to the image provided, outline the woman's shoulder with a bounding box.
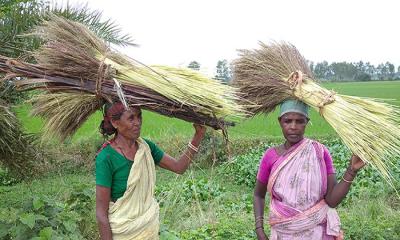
[261,146,279,161]
[310,139,329,151]
[96,144,113,162]
[142,137,154,146]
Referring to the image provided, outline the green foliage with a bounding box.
[0,0,134,59]
[0,183,95,239]
[156,176,224,205]
[313,60,398,81]
[218,143,270,188]
[195,131,230,166]
[49,3,135,47]
[0,81,30,105]
[339,198,400,239]
[0,167,19,186]
[214,59,232,83]
[178,218,256,240]
[0,97,40,179]
[187,61,200,71]
[222,193,254,214]
[0,0,45,58]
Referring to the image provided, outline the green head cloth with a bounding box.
[279,99,309,118]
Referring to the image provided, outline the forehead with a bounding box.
[280,112,307,120]
[123,107,141,116]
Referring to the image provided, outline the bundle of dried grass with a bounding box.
[0,15,246,140]
[233,41,400,185]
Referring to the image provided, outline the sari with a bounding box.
[266,138,343,240]
[107,137,159,240]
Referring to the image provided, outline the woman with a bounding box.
[96,101,206,240]
[253,99,366,240]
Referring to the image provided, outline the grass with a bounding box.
[1,158,399,239]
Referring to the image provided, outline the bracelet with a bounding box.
[188,142,199,153]
[255,218,264,224]
[342,176,353,183]
[255,226,264,231]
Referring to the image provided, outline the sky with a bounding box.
[56,0,400,76]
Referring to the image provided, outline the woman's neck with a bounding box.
[284,138,304,149]
[114,134,137,149]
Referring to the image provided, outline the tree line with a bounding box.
[187,60,400,83]
[310,61,400,81]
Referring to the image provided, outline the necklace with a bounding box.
[114,140,137,161]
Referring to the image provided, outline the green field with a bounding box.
[2,81,399,239]
[15,80,400,141]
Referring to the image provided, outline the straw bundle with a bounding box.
[233,41,400,184]
[0,16,246,140]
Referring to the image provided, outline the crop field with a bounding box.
[1,80,399,239]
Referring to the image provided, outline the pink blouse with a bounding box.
[257,143,336,185]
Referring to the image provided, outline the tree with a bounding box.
[187,61,200,71]
[214,59,231,83]
[377,63,388,80]
[0,0,134,58]
[1,0,135,103]
[397,66,400,80]
[364,62,377,80]
[386,61,395,80]
[0,0,135,178]
[314,61,332,80]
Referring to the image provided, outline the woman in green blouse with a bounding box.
[95,101,206,240]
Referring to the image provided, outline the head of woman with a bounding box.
[100,102,142,140]
[278,99,309,145]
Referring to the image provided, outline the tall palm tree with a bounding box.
[0,0,134,178]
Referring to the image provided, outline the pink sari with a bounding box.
[267,138,343,240]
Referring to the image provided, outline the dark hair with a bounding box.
[99,102,125,136]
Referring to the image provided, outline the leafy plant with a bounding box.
[0,183,95,239]
[218,143,271,188]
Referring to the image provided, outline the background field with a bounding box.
[1,80,399,239]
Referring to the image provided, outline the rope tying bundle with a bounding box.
[287,70,336,115]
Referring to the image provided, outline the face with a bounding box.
[112,107,142,140]
[279,112,308,145]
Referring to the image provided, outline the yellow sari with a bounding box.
[108,137,159,240]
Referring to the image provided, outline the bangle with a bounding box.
[342,176,353,183]
[255,218,264,224]
[255,226,264,231]
[188,142,199,153]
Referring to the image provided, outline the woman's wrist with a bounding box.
[191,134,204,147]
[346,166,358,176]
[342,166,357,183]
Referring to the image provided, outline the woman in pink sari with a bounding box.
[253,99,366,240]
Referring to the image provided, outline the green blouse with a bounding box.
[95,138,164,201]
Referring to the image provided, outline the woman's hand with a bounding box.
[350,154,366,172]
[193,123,206,138]
[158,123,206,175]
